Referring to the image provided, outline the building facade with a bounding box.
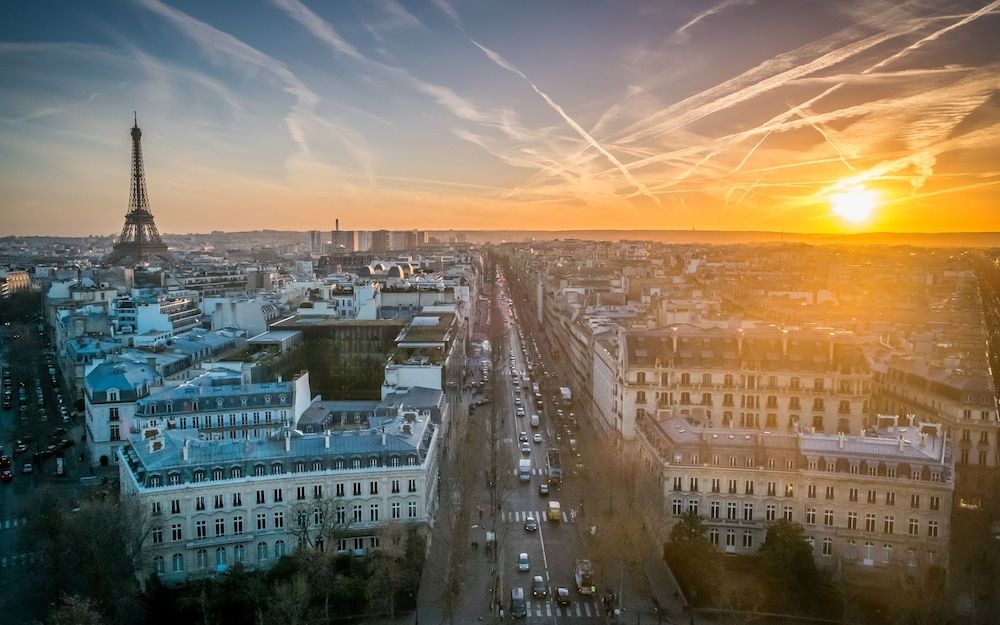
[636,414,954,575]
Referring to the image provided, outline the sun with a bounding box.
[829,184,879,224]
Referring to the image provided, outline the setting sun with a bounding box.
[829,185,879,224]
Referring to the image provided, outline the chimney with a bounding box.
[919,432,927,448]
[671,326,678,352]
[828,332,835,362]
[324,429,330,449]
[381,430,387,446]
[284,429,291,452]
[736,328,744,356]
[336,218,340,232]
[838,432,844,449]
[182,438,189,461]
[781,329,788,357]
[898,435,904,452]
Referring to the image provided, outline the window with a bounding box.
[929,496,940,511]
[783,506,793,521]
[197,520,207,538]
[275,540,285,557]
[196,549,208,570]
[273,489,283,503]
[847,512,858,530]
[709,529,719,545]
[806,508,816,525]
[765,504,776,521]
[338,483,347,497]
[272,462,283,474]
[171,523,182,541]
[408,479,417,493]
[710,501,720,519]
[743,503,754,521]
[742,531,753,548]
[233,516,244,535]
[408,501,417,518]
[928,521,939,538]
[170,499,181,514]
[636,391,646,404]
[728,479,737,494]
[807,484,816,498]
[745,481,754,495]
[823,509,834,526]
[352,505,362,523]
[909,518,919,536]
[214,518,225,536]
[153,555,165,575]
[336,506,346,524]
[785,484,794,497]
[255,490,265,505]
[822,537,833,556]
[726,530,736,548]
[883,516,894,534]
[214,495,224,509]
[726,502,737,520]
[274,512,284,528]
[885,492,895,506]
[232,492,242,507]
[194,470,205,483]
[689,477,699,492]
[172,553,184,573]
[711,478,721,493]
[767,481,776,496]
[849,488,859,503]
[353,482,362,496]
[672,499,683,515]
[233,544,244,563]
[257,542,268,561]
[825,486,835,500]
[313,507,324,525]
[867,490,877,504]
[212,468,224,481]
[296,486,306,501]
[369,503,379,522]
[369,481,378,495]
[865,514,876,532]
[152,527,163,545]
[392,502,401,519]
[882,543,894,563]
[688,500,699,515]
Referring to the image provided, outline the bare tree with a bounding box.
[288,496,353,552]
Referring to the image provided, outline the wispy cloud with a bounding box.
[673,0,754,43]
[468,38,662,207]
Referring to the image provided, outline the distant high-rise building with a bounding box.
[107,115,171,265]
[371,230,392,253]
[403,230,427,249]
[330,218,357,252]
[309,230,324,254]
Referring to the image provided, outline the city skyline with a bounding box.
[1,0,998,236]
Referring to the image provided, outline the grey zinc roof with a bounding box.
[86,360,161,393]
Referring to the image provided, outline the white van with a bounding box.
[530,414,540,428]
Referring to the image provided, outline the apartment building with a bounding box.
[84,360,163,465]
[617,325,872,440]
[636,414,953,575]
[119,389,444,583]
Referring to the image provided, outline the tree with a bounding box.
[757,519,819,612]
[663,512,721,607]
[46,595,105,625]
[287,496,352,552]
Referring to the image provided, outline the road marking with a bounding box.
[584,601,592,616]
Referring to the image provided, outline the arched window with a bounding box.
[148,475,161,487]
[390,456,400,467]
[254,464,266,476]
[275,540,285,557]
[272,462,283,474]
[233,544,245,563]
[336,459,345,470]
[230,466,242,478]
[196,549,208,569]
[168,472,180,485]
[152,555,165,575]
[312,460,322,471]
[193,469,205,483]
[172,553,184,573]
[215,547,226,567]
[257,542,269,561]
[212,468,224,481]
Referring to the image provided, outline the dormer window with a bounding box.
[165,402,173,414]
[240,397,248,406]
[279,394,287,403]
[216,399,224,408]
[149,404,156,415]
[265,395,272,405]
[108,390,119,402]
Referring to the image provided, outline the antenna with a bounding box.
[134,111,137,126]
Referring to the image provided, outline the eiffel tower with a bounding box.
[107,114,171,265]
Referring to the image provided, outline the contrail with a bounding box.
[469,39,662,208]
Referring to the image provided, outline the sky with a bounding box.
[0,0,998,236]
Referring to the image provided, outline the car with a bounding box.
[59,439,75,450]
[532,433,542,444]
[519,431,528,442]
[524,516,538,532]
[516,408,525,418]
[518,552,530,572]
[521,443,531,456]
[0,470,12,483]
[538,483,549,496]
[555,587,571,606]
[21,463,33,474]
[532,575,547,598]
[0,455,10,468]
[52,427,67,438]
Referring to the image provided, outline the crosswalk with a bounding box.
[502,509,578,524]
[524,598,598,618]
[0,553,40,568]
[1,517,26,531]
[511,467,548,476]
